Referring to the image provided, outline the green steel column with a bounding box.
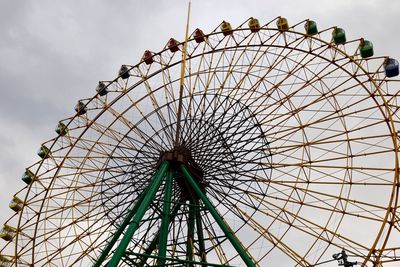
[107,161,170,267]
[157,171,174,266]
[127,250,237,267]
[93,165,164,267]
[186,199,195,266]
[137,202,182,267]
[180,165,256,267]
[194,198,207,265]
[94,194,145,267]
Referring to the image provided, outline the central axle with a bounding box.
[158,145,206,200]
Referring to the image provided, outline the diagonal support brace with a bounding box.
[180,164,256,267]
[97,161,169,267]
[157,170,174,266]
[93,165,166,267]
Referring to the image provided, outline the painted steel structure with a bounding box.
[1,16,400,266]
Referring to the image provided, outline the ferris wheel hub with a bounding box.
[158,145,206,200]
[4,16,400,267]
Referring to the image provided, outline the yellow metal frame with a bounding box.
[1,16,399,266]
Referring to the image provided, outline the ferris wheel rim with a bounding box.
[3,17,400,266]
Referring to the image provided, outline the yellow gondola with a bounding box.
[248,17,260,32]
[9,196,24,212]
[221,21,233,36]
[277,17,289,32]
[0,255,12,267]
[0,225,17,242]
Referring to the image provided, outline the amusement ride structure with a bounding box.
[1,6,400,267]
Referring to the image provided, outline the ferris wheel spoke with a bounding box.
[134,201,184,266]
[237,206,312,266]
[264,187,387,223]
[269,132,393,152]
[136,69,172,130]
[268,116,386,156]
[243,46,338,117]
[277,138,391,165]
[256,71,367,133]
[180,164,257,266]
[262,178,389,220]
[105,105,169,151]
[249,192,372,252]
[181,93,228,144]
[198,204,235,264]
[4,18,400,267]
[204,224,230,264]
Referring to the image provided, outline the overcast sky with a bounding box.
[0,0,399,265]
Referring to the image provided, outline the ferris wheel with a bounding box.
[1,15,400,267]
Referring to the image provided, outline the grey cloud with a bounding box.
[0,0,399,265]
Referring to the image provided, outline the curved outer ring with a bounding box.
[11,18,399,266]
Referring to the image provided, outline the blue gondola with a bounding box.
[119,65,130,79]
[96,81,108,96]
[384,58,399,77]
[75,101,87,115]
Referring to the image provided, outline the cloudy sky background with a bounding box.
[0,0,399,265]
